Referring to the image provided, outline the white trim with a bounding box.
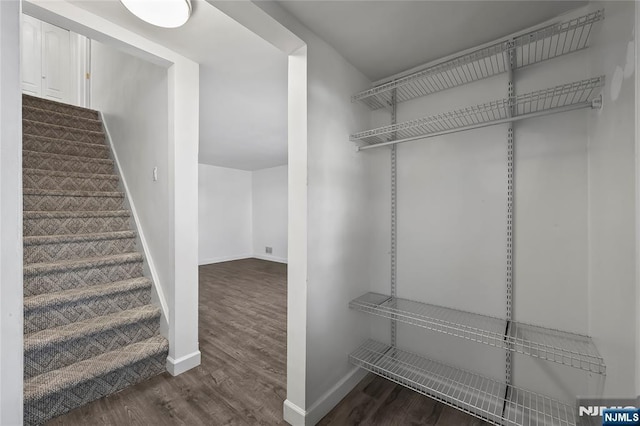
[253,254,288,264]
[283,399,306,426]
[283,367,367,426]
[198,254,252,265]
[100,112,170,324]
[166,350,201,376]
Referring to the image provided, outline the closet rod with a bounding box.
[357,98,599,151]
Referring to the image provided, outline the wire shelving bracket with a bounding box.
[352,10,604,110]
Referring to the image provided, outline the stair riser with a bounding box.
[22,97,99,121]
[24,136,110,159]
[24,194,124,211]
[23,121,105,145]
[25,238,136,264]
[24,152,114,174]
[24,348,166,426]
[24,261,143,296]
[23,108,103,132]
[24,216,131,237]
[24,287,152,334]
[25,317,160,378]
[23,172,119,192]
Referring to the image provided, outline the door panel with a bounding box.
[21,15,42,97]
[41,22,70,102]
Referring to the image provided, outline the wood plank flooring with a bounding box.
[47,258,486,426]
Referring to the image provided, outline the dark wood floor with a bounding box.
[48,258,485,426]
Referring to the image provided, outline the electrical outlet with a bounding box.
[265,247,273,254]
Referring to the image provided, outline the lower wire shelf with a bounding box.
[350,339,577,426]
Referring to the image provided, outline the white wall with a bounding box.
[252,165,288,263]
[198,164,253,264]
[587,0,636,397]
[90,39,172,329]
[0,1,24,423]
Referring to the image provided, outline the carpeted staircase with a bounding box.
[22,94,169,425]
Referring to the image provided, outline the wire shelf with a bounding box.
[350,293,605,374]
[352,10,604,110]
[350,76,604,147]
[351,339,578,426]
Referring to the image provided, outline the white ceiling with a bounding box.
[277,1,587,82]
[70,0,288,171]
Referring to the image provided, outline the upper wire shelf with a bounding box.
[351,339,578,426]
[352,9,604,110]
[351,76,604,148]
[350,292,605,374]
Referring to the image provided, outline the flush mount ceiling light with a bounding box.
[120,0,192,28]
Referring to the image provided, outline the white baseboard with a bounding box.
[198,254,252,265]
[283,367,367,425]
[252,254,288,264]
[283,399,306,426]
[166,350,201,376]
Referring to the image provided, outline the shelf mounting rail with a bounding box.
[352,9,604,110]
[351,76,604,151]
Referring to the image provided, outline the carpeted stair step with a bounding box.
[23,94,99,121]
[23,106,104,132]
[24,134,111,159]
[24,336,168,426]
[23,168,120,192]
[24,277,153,334]
[24,231,137,264]
[23,120,105,145]
[24,253,144,296]
[24,305,161,379]
[24,150,114,174]
[24,210,131,237]
[24,188,124,211]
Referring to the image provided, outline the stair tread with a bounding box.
[23,105,103,125]
[24,252,144,276]
[24,335,168,402]
[24,304,160,349]
[24,230,136,246]
[24,133,109,150]
[23,188,124,198]
[23,168,119,180]
[23,119,105,136]
[24,149,113,165]
[23,94,99,116]
[24,277,151,311]
[24,210,130,219]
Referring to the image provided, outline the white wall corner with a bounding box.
[100,112,171,325]
[283,367,367,426]
[166,350,201,376]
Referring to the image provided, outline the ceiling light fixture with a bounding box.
[120,0,192,29]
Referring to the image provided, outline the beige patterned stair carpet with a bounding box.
[22,94,168,425]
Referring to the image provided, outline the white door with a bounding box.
[20,15,42,97]
[21,16,71,103]
[41,22,70,102]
